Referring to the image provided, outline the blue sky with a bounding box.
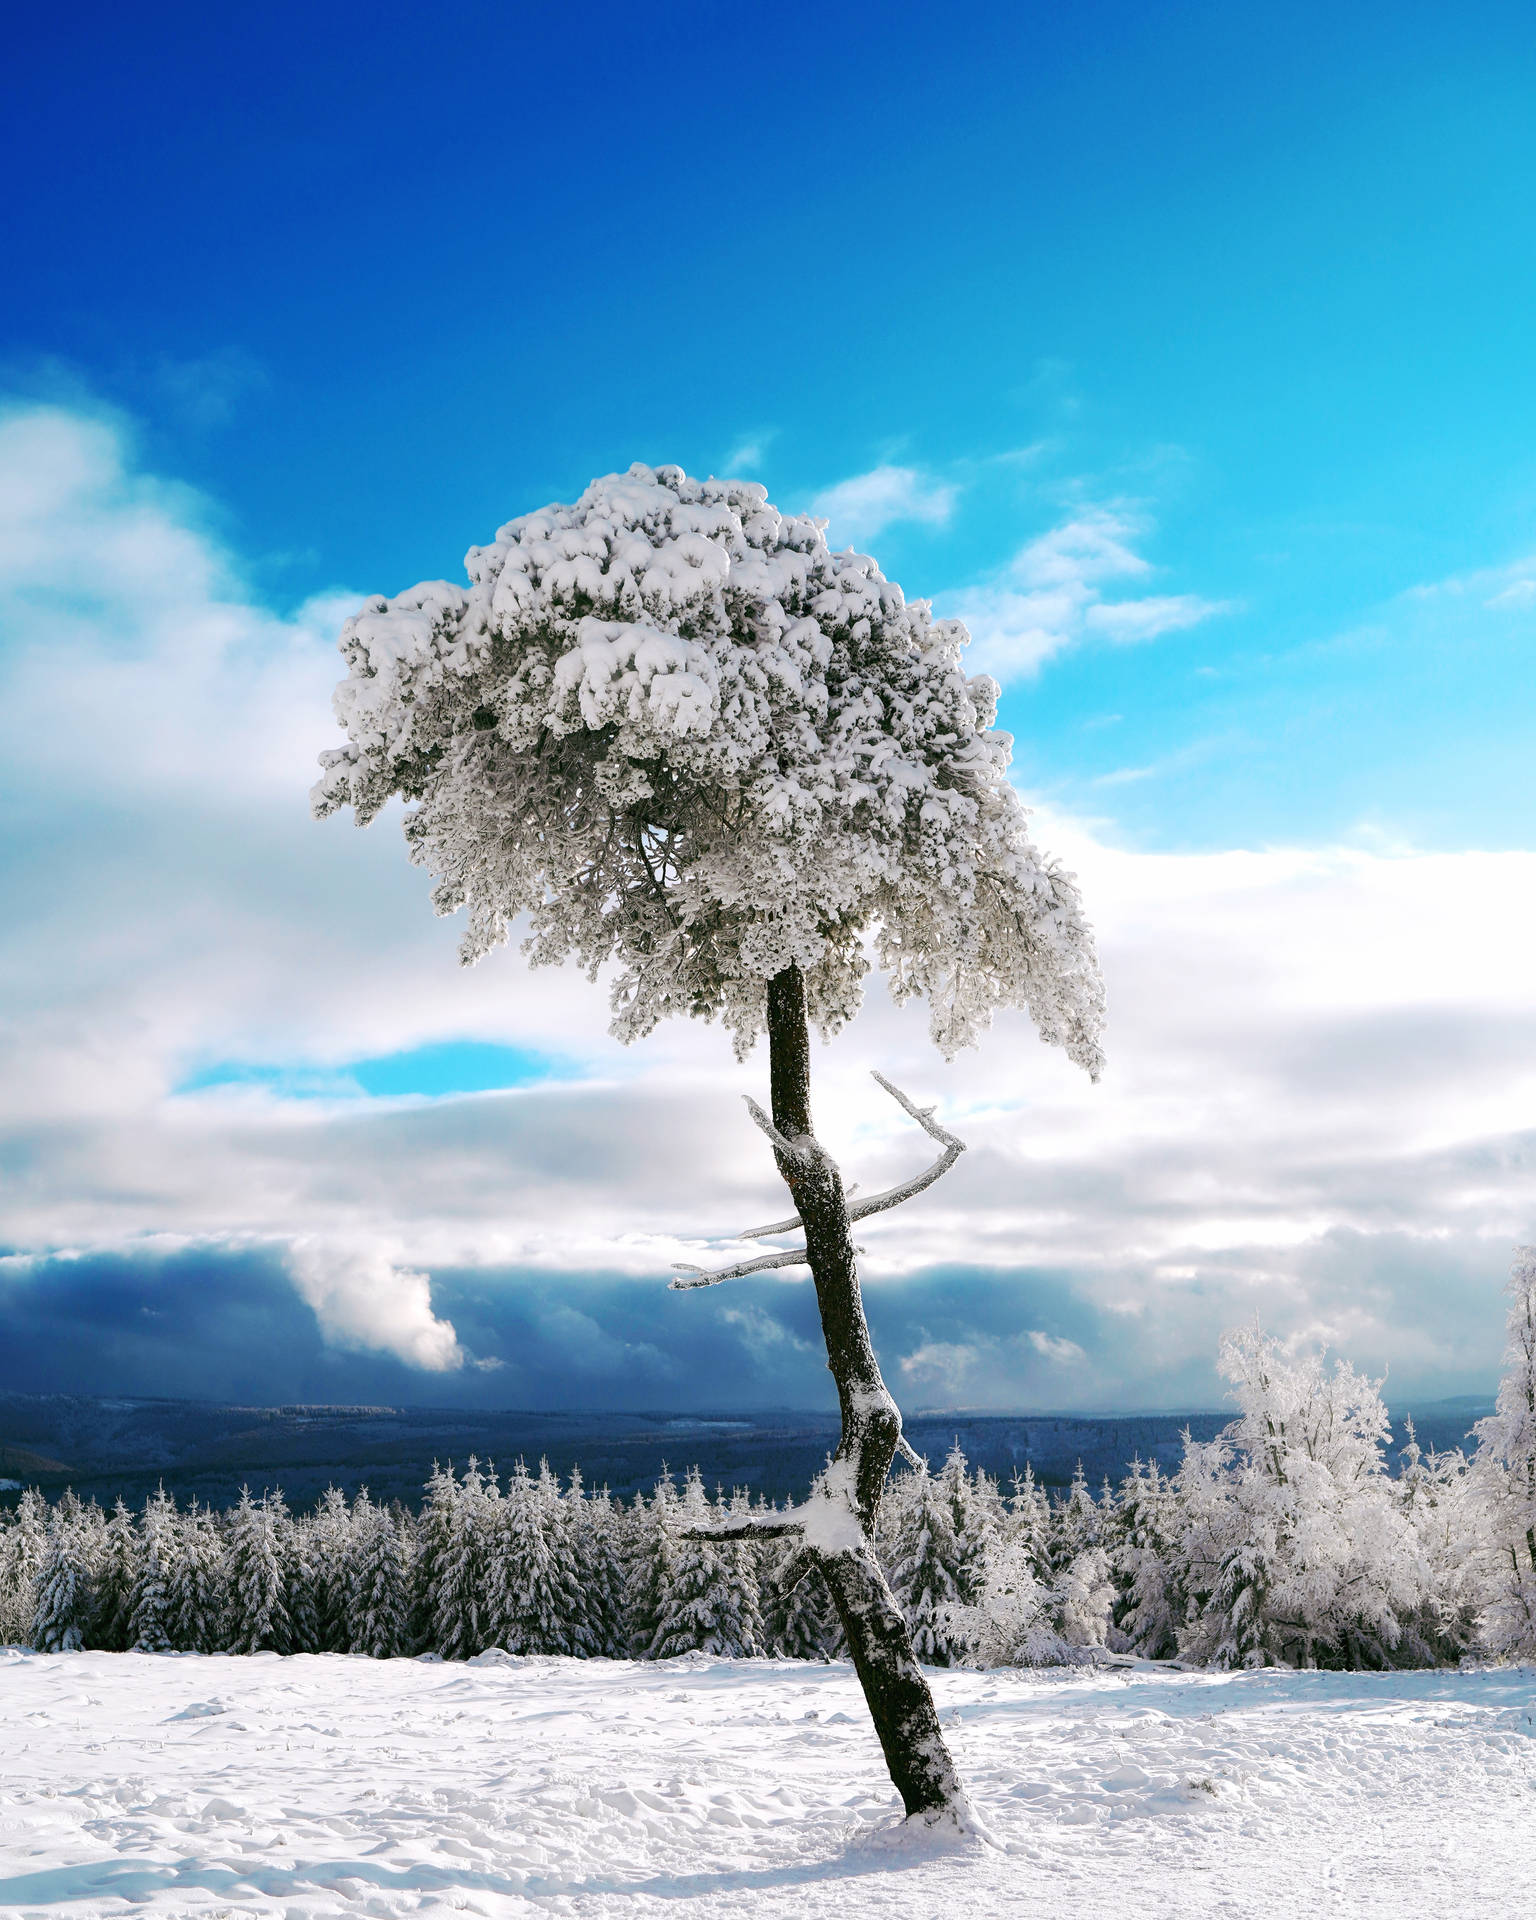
[1,3,1533,1411]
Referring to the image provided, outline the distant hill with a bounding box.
[0,1390,1494,1513]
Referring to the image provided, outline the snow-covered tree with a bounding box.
[225,1488,292,1655]
[763,1534,843,1659]
[572,1476,630,1659]
[487,1457,563,1656]
[347,1492,411,1659]
[1393,1422,1479,1665]
[314,464,1105,1823]
[310,1485,356,1653]
[1109,1457,1184,1660]
[626,1475,681,1659]
[1007,1465,1054,1581]
[1472,1246,1536,1659]
[882,1462,964,1666]
[31,1502,94,1653]
[128,1486,178,1653]
[91,1498,138,1652]
[0,1489,47,1645]
[169,1500,226,1653]
[1172,1326,1421,1670]
[649,1470,762,1658]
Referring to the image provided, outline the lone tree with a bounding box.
[314,463,1104,1823]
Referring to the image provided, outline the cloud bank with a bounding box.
[2,402,1532,1409]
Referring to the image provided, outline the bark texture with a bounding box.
[763,965,964,1821]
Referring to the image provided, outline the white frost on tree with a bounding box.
[1473,1246,1536,1659]
[312,463,1104,1068]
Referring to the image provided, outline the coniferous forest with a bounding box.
[7,1265,1535,1674]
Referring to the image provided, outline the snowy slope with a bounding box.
[2,1650,1533,1918]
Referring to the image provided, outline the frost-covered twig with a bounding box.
[739,1070,966,1241]
[668,1246,810,1291]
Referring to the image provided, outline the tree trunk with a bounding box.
[764,964,965,1821]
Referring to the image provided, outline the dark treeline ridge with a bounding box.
[0,1390,1491,1516]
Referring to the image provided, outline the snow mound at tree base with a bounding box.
[2,1649,1533,1918]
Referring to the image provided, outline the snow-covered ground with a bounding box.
[2,1650,1533,1918]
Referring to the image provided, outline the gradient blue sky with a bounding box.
[2,2,1533,1411]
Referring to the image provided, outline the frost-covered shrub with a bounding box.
[1171,1328,1424,1670]
[312,465,1104,1069]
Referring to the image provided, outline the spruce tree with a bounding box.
[411,1461,461,1656]
[32,1505,93,1653]
[0,1488,47,1646]
[882,1462,963,1666]
[225,1488,292,1654]
[311,1485,356,1653]
[128,1486,178,1653]
[169,1500,226,1653]
[91,1499,138,1652]
[348,1493,410,1658]
[574,1480,630,1658]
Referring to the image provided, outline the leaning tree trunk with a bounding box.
[759,965,964,1821]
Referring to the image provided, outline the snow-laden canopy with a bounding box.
[313,464,1105,1070]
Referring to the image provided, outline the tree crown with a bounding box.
[313,464,1104,1070]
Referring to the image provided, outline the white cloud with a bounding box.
[944,506,1229,680]
[810,465,957,544]
[3,402,1534,1405]
[285,1236,464,1370]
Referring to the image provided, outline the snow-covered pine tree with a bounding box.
[0,1488,47,1645]
[225,1487,292,1655]
[538,1459,592,1656]
[128,1485,178,1653]
[280,1511,322,1654]
[573,1480,630,1658]
[649,1469,760,1658]
[433,1459,491,1659]
[1472,1246,1536,1659]
[883,1461,964,1666]
[410,1461,461,1656]
[310,1484,356,1653]
[1109,1457,1183,1660]
[31,1502,94,1653]
[487,1457,561,1656]
[348,1492,410,1658]
[763,1535,843,1659]
[169,1499,226,1653]
[314,463,1106,1822]
[1049,1465,1102,1574]
[939,1444,996,1606]
[91,1498,138,1652]
[1007,1465,1054,1581]
[627,1473,681,1660]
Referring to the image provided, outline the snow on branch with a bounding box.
[674,1512,807,1542]
[738,1070,967,1242]
[668,1246,811,1291]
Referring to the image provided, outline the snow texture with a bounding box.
[2,1649,1533,1918]
[312,465,1104,1069]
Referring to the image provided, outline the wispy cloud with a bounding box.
[724,429,776,473]
[944,506,1231,680]
[811,464,958,543]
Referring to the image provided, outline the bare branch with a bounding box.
[668,1245,810,1291]
[738,1071,967,1240]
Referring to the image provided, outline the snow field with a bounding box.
[2,1650,1534,1919]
